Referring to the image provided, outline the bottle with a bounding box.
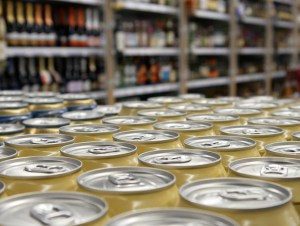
[149,58,159,84]
[68,7,78,46]
[48,57,61,92]
[86,8,93,47]
[88,56,98,90]
[6,58,19,89]
[166,19,175,47]
[39,57,52,91]
[81,57,91,91]
[116,20,125,51]
[0,0,6,71]
[25,2,35,46]
[57,7,67,46]
[44,4,56,46]
[18,57,29,91]
[77,7,87,47]
[16,1,26,46]
[27,57,39,91]
[91,9,101,47]
[35,3,46,46]
[6,0,18,46]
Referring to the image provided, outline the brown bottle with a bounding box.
[25,2,34,46]
[44,4,55,46]
[16,1,26,46]
[35,3,45,46]
[6,0,17,46]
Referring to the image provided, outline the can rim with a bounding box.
[0,180,5,195]
[138,110,187,117]
[0,147,17,161]
[62,111,105,121]
[0,124,25,135]
[186,113,240,122]
[103,116,157,126]
[265,141,300,157]
[220,125,285,137]
[24,98,64,105]
[22,118,70,128]
[0,102,28,110]
[248,117,300,127]
[59,124,120,135]
[122,101,164,109]
[153,121,213,132]
[214,107,263,116]
[168,104,212,112]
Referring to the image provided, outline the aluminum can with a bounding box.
[265,142,300,159]
[25,91,58,98]
[0,96,23,102]
[179,93,205,102]
[113,130,183,154]
[247,95,277,102]
[0,90,23,96]
[235,102,280,115]
[77,167,178,217]
[179,178,300,226]
[104,208,238,226]
[59,93,97,111]
[103,116,157,131]
[138,109,187,122]
[168,104,213,114]
[22,117,70,134]
[293,132,300,141]
[0,192,109,226]
[138,149,226,186]
[289,104,300,111]
[187,113,241,134]
[119,101,164,116]
[5,134,74,157]
[184,135,260,169]
[0,180,5,198]
[272,109,300,119]
[193,99,233,108]
[0,147,17,161]
[217,96,244,103]
[0,102,31,123]
[61,141,138,171]
[62,110,104,124]
[148,96,187,107]
[0,124,24,142]
[93,104,121,117]
[220,125,286,155]
[59,124,120,143]
[153,120,214,143]
[0,156,82,195]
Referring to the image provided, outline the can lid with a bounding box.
[60,124,120,135]
[247,96,277,102]
[217,96,244,102]
[59,93,92,101]
[148,96,185,104]
[122,101,163,109]
[277,98,297,106]
[24,97,63,105]
[5,134,74,147]
[0,90,23,96]
[0,156,81,179]
[248,117,300,126]
[153,121,212,131]
[229,157,300,180]
[103,116,156,125]
[214,108,262,115]
[105,208,238,226]
[180,178,291,211]
[289,104,300,110]
[193,99,231,106]
[265,142,300,157]
[0,96,23,102]
[22,118,70,128]
[236,102,279,109]
[0,124,25,135]
[25,92,58,98]
[168,104,211,112]
[78,167,175,194]
[0,180,4,195]
[187,113,239,122]
[184,136,256,151]
[138,109,187,117]
[272,109,300,118]
[93,105,121,116]
[0,147,17,161]
[293,131,300,139]
[62,111,104,121]
[179,93,205,100]
[113,130,179,143]
[139,149,221,169]
[220,125,284,137]
[61,142,136,159]
[0,102,28,110]
[0,191,108,226]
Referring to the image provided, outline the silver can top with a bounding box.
[62,110,104,121]
[272,109,300,118]
[187,113,239,122]
[59,93,92,101]
[103,116,156,125]
[61,142,136,159]
[25,92,58,98]
[0,147,17,161]
[247,96,277,102]
[248,117,300,126]
[217,96,244,102]
[265,142,300,157]
[220,125,284,137]
[236,102,279,109]
[179,93,205,100]
[60,124,120,135]
[122,101,163,109]
[22,118,70,128]
[93,105,121,116]
[214,108,262,116]
[180,178,291,210]
[289,104,300,111]
[0,124,24,135]
[0,96,23,102]
[153,121,212,132]
[168,104,211,112]
[193,99,231,106]
[138,109,187,117]
[78,167,175,194]
[0,102,28,110]
[0,90,23,96]
[24,98,63,105]
[0,192,108,226]
[293,131,300,139]
[148,96,185,104]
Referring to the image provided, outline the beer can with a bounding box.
[179,178,300,226]
[148,96,187,107]
[0,102,31,123]
[113,130,183,154]
[77,167,178,217]
[0,90,23,96]
[186,113,241,134]
[138,109,187,122]
[248,117,300,140]
[0,181,5,198]
[277,98,298,107]
[153,120,214,143]
[104,208,238,226]
[0,96,23,102]
[61,141,138,171]
[22,117,70,134]
[168,104,213,114]
[0,124,25,142]
[59,93,97,111]
[293,132,300,141]
[179,93,205,102]
[59,124,120,143]
[229,157,300,214]
[184,135,260,169]
[217,96,244,103]
[235,102,280,115]
[25,91,58,98]
[289,104,300,111]
[138,149,226,186]
[0,147,17,161]
[193,99,233,108]
[103,116,157,131]
[62,110,104,124]
[220,125,286,155]
[214,107,264,124]
[265,142,300,159]
[0,156,82,195]
[0,192,109,226]
[247,95,277,102]
[93,104,121,117]
[5,134,74,157]
[119,101,164,116]
[272,109,300,119]
[24,97,67,118]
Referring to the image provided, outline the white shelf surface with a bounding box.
[52,0,103,5]
[274,20,293,29]
[273,70,286,79]
[239,48,267,55]
[240,16,267,26]
[121,47,179,56]
[236,73,265,83]
[193,10,229,21]
[187,77,229,89]
[191,48,229,55]
[276,48,293,54]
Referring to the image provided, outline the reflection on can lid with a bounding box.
[113,130,179,143]
[220,125,284,137]
[0,90,23,96]
[214,108,262,115]
[185,136,256,151]
[105,208,238,226]
[293,132,300,139]
[62,111,104,121]
[0,192,108,226]
[0,96,23,102]
[0,102,28,110]
[289,105,300,110]
[60,124,120,135]
[248,96,277,102]
[217,96,244,102]
[24,98,63,105]
[78,167,175,194]
[103,116,156,125]
[180,178,291,210]
[248,117,300,126]
[93,105,121,116]
[265,142,300,157]
[59,93,92,101]
[25,92,58,98]
[236,102,279,109]
[187,114,239,122]
[169,104,211,111]
[22,118,70,128]
[5,134,74,147]
[154,121,212,131]
[138,109,186,117]
[0,147,17,161]
[122,101,163,109]
[0,156,81,179]
[61,142,136,159]
[179,93,205,100]
[193,99,231,106]
[139,149,221,169]
[0,181,4,195]
[229,157,300,180]
[272,109,300,118]
[148,96,185,104]
[0,124,24,135]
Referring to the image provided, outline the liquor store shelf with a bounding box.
[274,20,293,29]
[6,47,104,57]
[273,0,293,5]
[236,73,265,83]
[277,48,293,54]
[52,0,103,5]
[120,48,179,56]
[193,10,229,21]
[239,48,267,55]
[187,77,229,89]
[191,48,229,55]
[273,70,286,79]
[240,16,267,26]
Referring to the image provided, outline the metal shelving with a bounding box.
[239,16,267,26]
[273,0,292,5]
[187,77,229,89]
[193,10,229,21]
[191,48,229,55]
[274,20,293,29]
[52,0,103,5]
[273,71,286,79]
[277,48,293,54]
[239,48,267,55]
[236,73,265,83]
[120,48,179,56]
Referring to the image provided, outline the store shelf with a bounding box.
[239,48,267,55]
[273,0,292,5]
[90,90,107,99]
[187,77,229,89]
[52,0,103,5]
[193,10,229,21]
[113,1,178,15]
[240,16,267,26]
[274,20,293,29]
[273,70,286,79]
[191,48,229,55]
[236,73,265,83]
[276,48,293,54]
[121,47,179,56]
[6,47,104,57]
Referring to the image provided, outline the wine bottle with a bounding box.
[44,4,56,46]
[6,0,17,46]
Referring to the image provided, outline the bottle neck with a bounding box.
[35,4,43,26]
[26,3,34,24]
[6,1,15,23]
[45,4,53,27]
[16,1,24,24]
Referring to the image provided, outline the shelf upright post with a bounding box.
[292,0,299,69]
[103,0,116,104]
[178,0,188,95]
[229,0,238,96]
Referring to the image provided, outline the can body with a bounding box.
[0,103,31,123]
[26,98,66,118]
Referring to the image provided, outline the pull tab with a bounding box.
[74,127,101,133]
[243,128,264,135]
[31,203,74,226]
[25,164,66,174]
[109,173,144,186]
[283,148,300,154]
[168,123,191,129]
[130,134,155,141]
[200,140,230,148]
[88,146,120,154]
[262,119,279,124]
[260,164,288,177]
[30,138,60,145]
[219,188,269,201]
[119,119,138,124]
[154,155,192,164]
